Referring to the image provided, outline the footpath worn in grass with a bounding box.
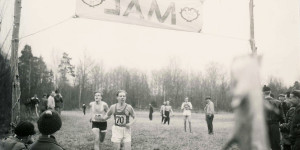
[35,111,236,150]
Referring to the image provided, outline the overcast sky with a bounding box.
[1,0,299,86]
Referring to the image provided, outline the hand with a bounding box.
[89,118,92,123]
[279,124,283,128]
[125,123,131,129]
[163,115,166,117]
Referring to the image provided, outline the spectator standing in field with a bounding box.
[263,85,285,150]
[279,94,289,117]
[280,96,295,150]
[160,102,166,124]
[54,90,63,115]
[25,98,32,117]
[149,104,154,121]
[289,90,300,150]
[163,101,173,125]
[47,91,55,110]
[204,96,214,135]
[39,93,48,114]
[29,110,63,150]
[89,91,109,150]
[31,94,39,117]
[0,121,35,150]
[181,97,192,133]
[102,90,136,150]
[82,104,86,115]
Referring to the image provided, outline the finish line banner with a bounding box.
[76,0,203,32]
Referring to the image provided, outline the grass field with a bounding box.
[32,110,236,150]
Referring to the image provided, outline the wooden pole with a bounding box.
[10,0,22,131]
[249,0,257,54]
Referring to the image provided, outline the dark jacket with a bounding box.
[265,97,285,124]
[29,135,63,150]
[54,95,63,108]
[280,107,295,145]
[149,106,153,114]
[290,105,300,144]
[281,100,290,117]
[0,136,27,150]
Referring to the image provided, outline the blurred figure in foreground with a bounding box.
[29,110,63,150]
[0,121,35,150]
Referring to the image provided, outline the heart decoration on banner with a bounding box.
[180,7,200,22]
[82,0,105,7]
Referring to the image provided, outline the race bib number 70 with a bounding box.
[115,115,126,126]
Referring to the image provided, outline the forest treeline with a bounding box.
[6,45,300,112]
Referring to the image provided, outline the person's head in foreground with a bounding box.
[29,110,63,150]
[15,121,35,144]
[38,110,62,136]
[0,121,35,150]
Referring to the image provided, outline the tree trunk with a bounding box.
[79,84,82,109]
[10,0,22,132]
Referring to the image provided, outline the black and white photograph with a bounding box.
[0,0,300,149]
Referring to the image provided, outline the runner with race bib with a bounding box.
[181,97,193,133]
[89,91,109,150]
[102,90,136,150]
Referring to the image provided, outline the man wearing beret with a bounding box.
[263,85,285,150]
[289,90,300,150]
[204,96,214,135]
[0,121,35,150]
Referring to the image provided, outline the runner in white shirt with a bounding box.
[89,91,109,150]
[181,97,193,133]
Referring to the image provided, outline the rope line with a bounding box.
[19,16,73,40]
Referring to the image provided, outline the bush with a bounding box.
[0,52,12,138]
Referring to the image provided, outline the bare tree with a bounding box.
[76,53,94,108]
[204,62,224,110]
[90,61,105,92]
[267,76,287,98]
